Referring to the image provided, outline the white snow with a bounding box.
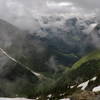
[60,93,65,96]
[0,48,41,78]
[47,94,52,98]
[92,86,100,92]
[70,85,75,89]
[90,77,97,81]
[77,80,89,90]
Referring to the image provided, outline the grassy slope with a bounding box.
[31,50,100,98]
[56,50,100,88]
[72,50,100,70]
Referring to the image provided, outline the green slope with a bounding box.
[26,50,100,98]
[72,50,100,70]
[60,50,100,84]
[56,50,100,88]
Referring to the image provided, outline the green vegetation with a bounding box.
[57,50,100,87]
[32,50,100,98]
[72,50,100,69]
[1,47,100,98]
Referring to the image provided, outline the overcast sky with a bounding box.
[0,0,99,16]
[0,0,99,31]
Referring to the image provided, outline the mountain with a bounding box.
[0,15,100,99]
[0,19,55,97]
[0,19,43,97]
[33,50,100,100]
[31,16,97,67]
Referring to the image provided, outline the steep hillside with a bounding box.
[72,50,100,69]
[59,50,100,87]
[33,50,100,99]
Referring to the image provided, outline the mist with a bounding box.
[0,0,99,32]
[0,0,100,77]
[0,0,100,98]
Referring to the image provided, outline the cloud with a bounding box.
[6,0,26,17]
[0,0,99,31]
[67,0,100,9]
[47,1,73,8]
[0,0,80,17]
[0,0,100,16]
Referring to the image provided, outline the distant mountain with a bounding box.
[31,16,98,67]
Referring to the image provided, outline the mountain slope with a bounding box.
[0,15,100,99]
[34,51,100,99]
[72,50,100,69]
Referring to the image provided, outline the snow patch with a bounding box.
[60,93,65,96]
[77,80,89,90]
[70,85,76,89]
[93,86,100,92]
[47,94,52,98]
[90,77,97,81]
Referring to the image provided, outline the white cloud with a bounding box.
[6,0,25,17]
[47,1,73,8]
[0,0,99,31]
